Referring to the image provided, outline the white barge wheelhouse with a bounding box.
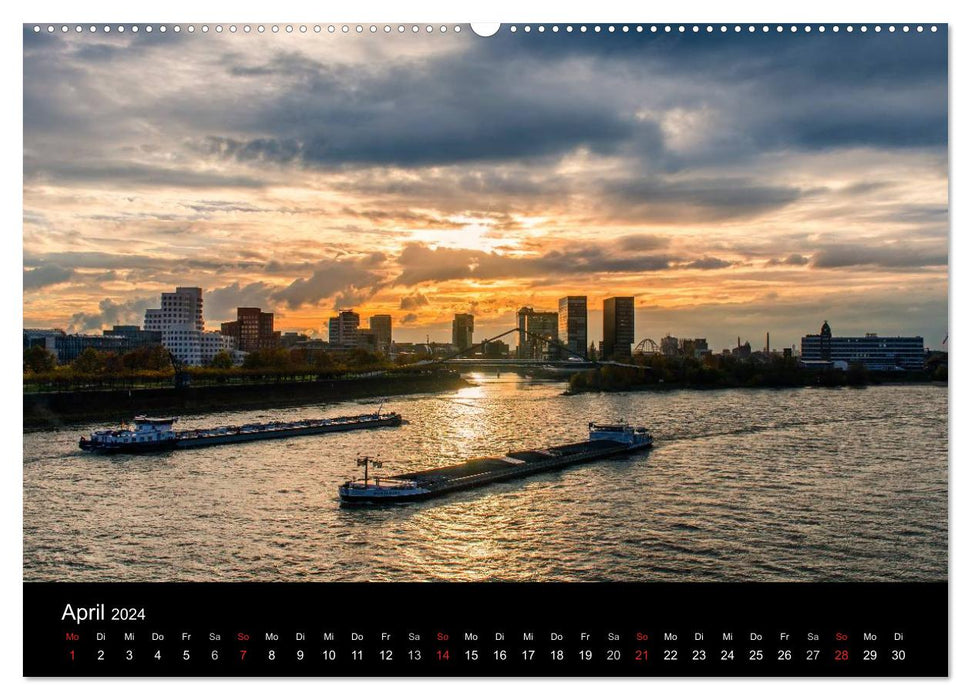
[79,416,179,451]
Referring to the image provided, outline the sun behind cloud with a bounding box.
[23,26,948,350]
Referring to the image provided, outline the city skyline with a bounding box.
[26,284,934,357]
[23,27,948,351]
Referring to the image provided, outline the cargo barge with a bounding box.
[338,421,653,505]
[79,410,402,454]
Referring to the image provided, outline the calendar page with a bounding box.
[22,21,948,677]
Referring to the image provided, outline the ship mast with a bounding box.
[356,456,383,484]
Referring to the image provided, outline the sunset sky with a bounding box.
[23,25,948,351]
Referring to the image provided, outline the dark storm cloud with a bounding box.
[184,29,947,172]
[486,28,947,151]
[682,256,732,270]
[24,159,266,189]
[192,38,643,169]
[22,26,190,135]
[767,254,811,266]
[195,101,632,169]
[394,242,676,286]
[869,205,950,225]
[221,48,328,79]
[23,264,74,290]
[606,178,806,221]
[811,244,948,269]
[23,26,946,222]
[618,234,670,251]
[543,246,674,274]
[199,136,302,165]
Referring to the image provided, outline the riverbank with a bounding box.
[564,379,947,396]
[23,371,468,431]
[566,362,944,395]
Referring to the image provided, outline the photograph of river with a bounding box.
[23,24,947,586]
[24,377,946,582]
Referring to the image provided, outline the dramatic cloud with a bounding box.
[21,26,949,349]
[272,258,387,310]
[768,254,811,266]
[682,257,732,270]
[205,282,279,321]
[68,296,157,333]
[605,178,806,223]
[618,234,670,252]
[394,243,679,286]
[23,264,73,290]
[24,159,267,190]
[400,291,430,310]
[811,244,948,269]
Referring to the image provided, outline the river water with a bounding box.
[23,376,947,582]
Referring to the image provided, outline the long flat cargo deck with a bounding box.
[339,426,654,505]
[394,440,627,486]
[80,412,402,453]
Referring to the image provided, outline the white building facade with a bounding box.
[144,287,236,365]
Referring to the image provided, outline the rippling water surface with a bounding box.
[23,377,947,582]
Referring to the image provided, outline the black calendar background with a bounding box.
[24,582,947,677]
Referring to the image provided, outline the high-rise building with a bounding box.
[801,321,924,371]
[558,296,588,359]
[517,306,559,360]
[357,329,378,353]
[143,287,233,365]
[516,307,532,358]
[452,313,475,352]
[369,314,393,354]
[660,335,679,357]
[328,310,360,348]
[144,287,204,334]
[602,297,635,360]
[221,308,279,353]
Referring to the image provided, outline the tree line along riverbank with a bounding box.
[23,370,467,432]
[567,354,947,394]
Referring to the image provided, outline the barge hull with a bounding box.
[339,439,651,505]
[81,414,401,454]
[175,415,401,450]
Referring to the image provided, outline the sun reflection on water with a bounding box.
[23,378,948,582]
